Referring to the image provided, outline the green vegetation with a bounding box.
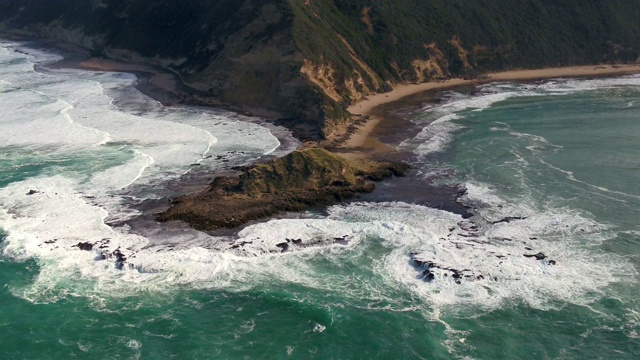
[0,0,280,72]
[2,0,639,135]
[290,0,640,89]
[242,148,359,194]
[157,148,407,230]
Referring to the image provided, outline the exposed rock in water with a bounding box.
[276,242,289,253]
[157,148,408,231]
[409,252,477,285]
[523,252,547,261]
[75,242,94,251]
[492,216,527,225]
[524,252,557,265]
[226,235,352,254]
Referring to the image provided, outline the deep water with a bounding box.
[0,41,639,359]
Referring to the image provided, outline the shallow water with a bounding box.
[0,42,639,358]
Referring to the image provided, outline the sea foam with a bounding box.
[405,75,640,161]
[0,42,291,303]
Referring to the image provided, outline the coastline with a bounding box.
[45,52,463,234]
[58,55,640,231]
[339,64,640,155]
[47,48,640,160]
[31,44,640,232]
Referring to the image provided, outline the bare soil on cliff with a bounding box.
[335,64,640,159]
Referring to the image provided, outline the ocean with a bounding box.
[0,41,638,359]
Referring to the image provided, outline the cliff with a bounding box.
[2,0,639,137]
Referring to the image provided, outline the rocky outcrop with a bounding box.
[156,148,408,231]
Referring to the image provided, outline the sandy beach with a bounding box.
[338,64,640,156]
[69,58,640,162]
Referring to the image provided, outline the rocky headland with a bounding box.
[156,148,408,231]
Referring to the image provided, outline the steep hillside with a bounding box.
[0,0,326,134]
[2,0,640,136]
[289,0,640,131]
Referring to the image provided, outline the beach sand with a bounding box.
[68,58,640,161]
[335,64,640,158]
[62,57,640,162]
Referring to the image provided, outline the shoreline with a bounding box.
[31,44,308,236]
[42,50,452,235]
[68,56,640,228]
[339,64,640,154]
[20,36,640,233]
[30,33,640,159]
[348,64,640,117]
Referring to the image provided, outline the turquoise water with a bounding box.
[1,42,639,358]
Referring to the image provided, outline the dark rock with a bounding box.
[75,242,94,251]
[491,237,512,242]
[492,216,527,225]
[230,241,252,249]
[113,249,127,270]
[409,253,482,285]
[423,271,435,282]
[276,242,289,253]
[26,189,39,195]
[112,249,126,262]
[523,252,547,260]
